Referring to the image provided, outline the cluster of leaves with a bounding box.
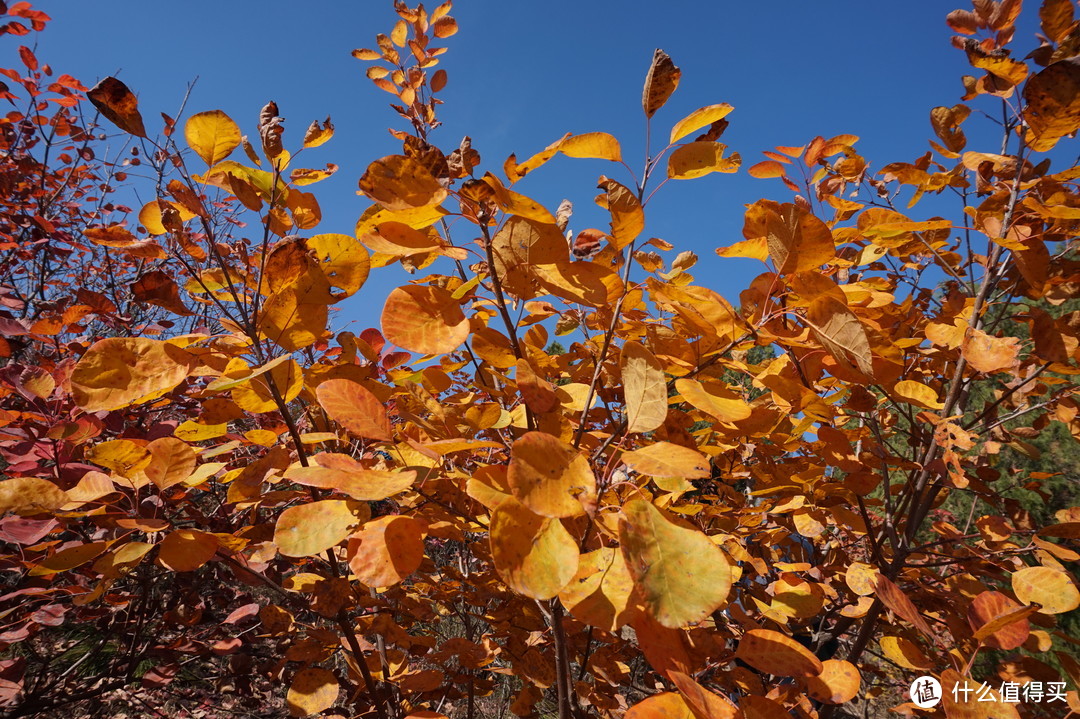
[0,1,1079,718]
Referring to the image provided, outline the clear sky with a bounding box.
[8,1,1046,336]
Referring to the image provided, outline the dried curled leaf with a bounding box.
[642,49,680,118]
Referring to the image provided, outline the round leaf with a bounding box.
[508,431,596,518]
[382,284,469,355]
[274,500,362,558]
[1012,566,1080,614]
[185,110,241,166]
[287,667,339,717]
[490,497,579,600]
[316,379,392,442]
[619,498,732,627]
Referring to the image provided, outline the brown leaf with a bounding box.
[1023,58,1080,152]
[642,49,680,119]
[87,77,146,137]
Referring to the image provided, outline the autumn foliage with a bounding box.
[1,1,1080,718]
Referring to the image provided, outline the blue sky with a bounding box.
[13,1,1045,337]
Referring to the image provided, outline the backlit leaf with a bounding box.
[558,547,635,632]
[765,202,835,274]
[1023,58,1080,152]
[274,500,363,558]
[622,341,667,433]
[667,141,740,179]
[382,284,468,354]
[285,454,414,501]
[507,431,596,518]
[359,155,447,211]
[598,178,644,250]
[145,437,196,490]
[71,338,196,412]
[315,379,392,442]
[347,515,425,587]
[967,591,1031,649]
[1012,566,1080,614]
[962,328,1019,374]
[619,498,731,627]
[490,497,579,600]
[184,110,241,166]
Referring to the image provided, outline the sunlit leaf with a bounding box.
[620,498,731,627]
[805,660,861,705]
[669,104,733,144]
[315,379,392,442]
[347,515,425,587]
[490,497,578,600]
[643,49,680,119]
[1012,566,1080,614]
[157,529,219,572]
[71,338,196,412]
[382,284,468,354]
[667,141,740,179]
[87,76,146,137]
[508,431,596,518]
[287,667,339,717]
[734,629,823,677]
[184,110,241,166]
[622,341,667,433]
[274,500,363,558]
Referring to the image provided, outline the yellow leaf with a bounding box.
[805,295,875,380]
[347,515,425,587]
[302,116,334,149]
[675,378,751,422]
[86,439,151,477]
[71,337,196,412]
[184,110,241,166]
[381,284,468,355]
[669,103,734,144]
[29,541,110,576]
[556,132,622,162]
[558,547,635,632]
[490,497,579,600]
[358,155,447,211]
[1012,566,1080,614]
[599,178,644,250]
[287,668,339,717]
[715,236,769,262]
[274,500,364,558]
[508,431,596,517]
[307,233,370,298]
[667,142,740,179]
[285,454,414,501]
[879,635,932,670]
[622,341,667,433]
[622,442,710,479]
[893,380,944,410]
[619,498,731,627]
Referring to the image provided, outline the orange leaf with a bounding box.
[157,529,219,572]
[381,284,469,355]
[967,591,1032,649]
[87,76,146,137]
[643,49,680,119]
[285,455,415,501]
[961,328,1019,374]
[358,155,447,211]
[765,202,835,274]
[805,659,861,704]
[71,337,196,412]
[274,500,364,558]
[734,628,823,677]
[315,379,392,442]
[347,515,425,587]
[558,547,635,632]
[625,693,694,719]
